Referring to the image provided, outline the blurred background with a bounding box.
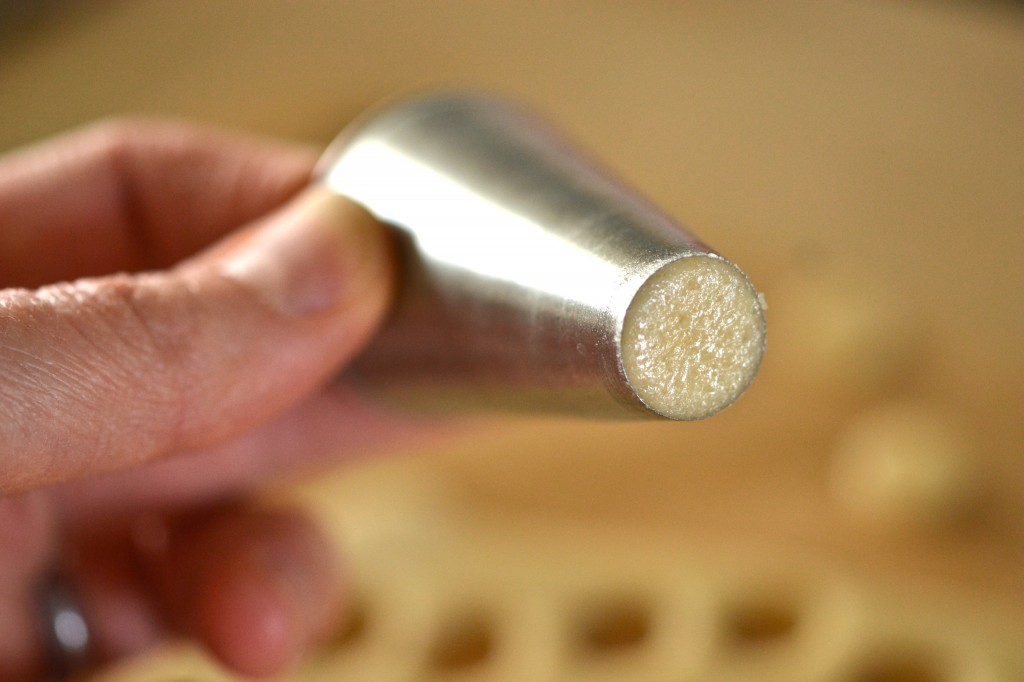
[3,1,1023,680]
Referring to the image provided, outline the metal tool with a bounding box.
[319,93,765,419]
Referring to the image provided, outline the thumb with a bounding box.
[0,187,392,493]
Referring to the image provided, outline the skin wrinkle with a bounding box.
[119,274,198,455]
[0,127,134,288]
[95,121,249,270]
[100,124,160,272]
[3,289,136,404]
[93,120,317,270]
[82,120,214,273]
[0,291,96,478]
[0,280,186,490]
[62,276,191,466]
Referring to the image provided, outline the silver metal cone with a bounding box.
[318,92,764,419]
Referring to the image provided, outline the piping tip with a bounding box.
[319,93,766,420]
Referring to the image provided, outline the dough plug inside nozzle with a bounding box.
[318,93,766,420]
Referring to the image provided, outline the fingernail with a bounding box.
[220,187,390,317]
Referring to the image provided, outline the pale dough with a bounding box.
[621,256,766,420]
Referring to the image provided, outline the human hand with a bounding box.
[0,120,408,678]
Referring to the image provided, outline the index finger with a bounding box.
[0,119,318,289]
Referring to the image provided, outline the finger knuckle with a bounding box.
[100,274,201,421]
[44,275,200,451]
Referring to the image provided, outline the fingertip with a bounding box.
[186,509,346,678]
[216,186,393,320]
[197,556,302,678]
